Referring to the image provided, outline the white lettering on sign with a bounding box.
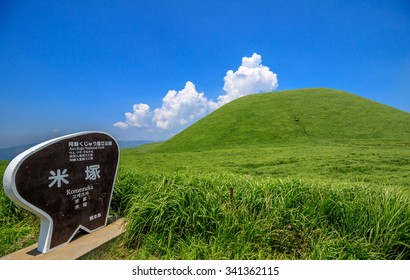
[48,169,69,188]
[68,140,112,162]
[69,149,94,162]
[89,212,102,221]
[66,185,94,196]
[67,185,94,210]
[68,141,113,148]
[85,164,101,180]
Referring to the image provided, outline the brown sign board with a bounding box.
[2,131,120,253]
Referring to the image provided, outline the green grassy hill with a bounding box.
[155,88,410,152]
[2,88,410,260]
[110,91,409,260]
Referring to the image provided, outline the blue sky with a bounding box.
[0,0,409,148]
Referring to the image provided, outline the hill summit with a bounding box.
[155,88,410,152]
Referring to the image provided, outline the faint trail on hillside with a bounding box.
[281,97,309,136]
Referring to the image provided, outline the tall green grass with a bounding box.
[0,161,38,256]
[2,161,409,259]
[107,170,410,260]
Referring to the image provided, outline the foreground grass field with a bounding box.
[1,140,409,259]
[0,161,39,256]
[1,89,409,259]
[92,139,409,260]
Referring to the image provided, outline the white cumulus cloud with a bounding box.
[114,53,278,132]
[153,81,209,129]
[113,103,152,129]
[113,121,129,129]
[210,53,278,109]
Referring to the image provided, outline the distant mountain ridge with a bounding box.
[0,144,35,161]
[0,140,154,161]
[118,140,155,149]
[153,88,410,152]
